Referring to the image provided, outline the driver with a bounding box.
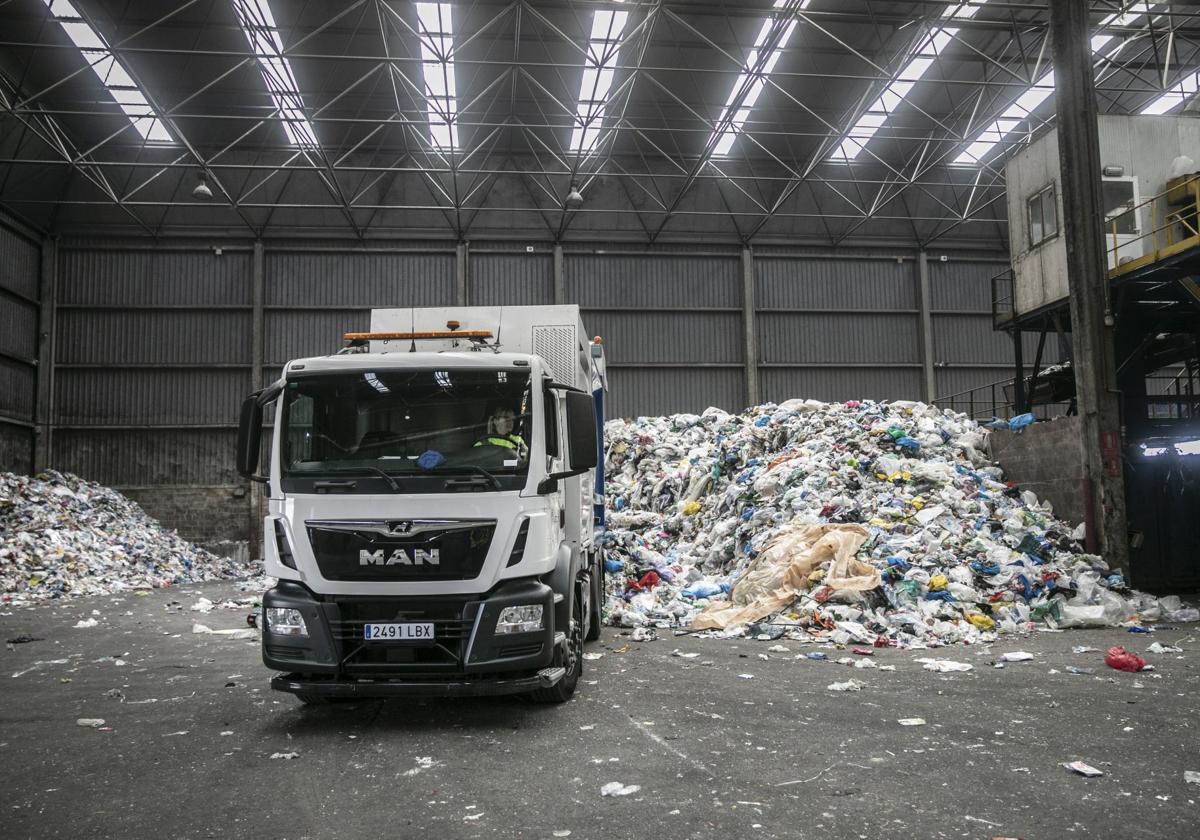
[474,407,528,460]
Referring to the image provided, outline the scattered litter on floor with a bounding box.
[600,401,1196,645]
[5,634,43,644]
[73,618,98,629]
[917,658,973,673]
[1185,771,1200,785]
[826,679,865,691]
[1104,646,1147,672]
[999,651,1035,662]
[11,658,70,678]
[1147,642,1183,654]
[269,751,300,760]
[191,622,257,640]
[1062,761,1104,778]
[897,718,926,726]
[1,471,254,604]
[600,782,640,797]
[76,718,105,728]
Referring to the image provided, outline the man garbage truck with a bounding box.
[235,306,607,704]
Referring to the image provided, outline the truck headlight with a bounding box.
[495,605,543,634]
[266,607,308,637]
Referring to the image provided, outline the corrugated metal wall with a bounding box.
[928,255,1062,406]
[43,240,1035,475]
[39,237,1040,547]
[0,218,39,473]
[567,250,743,417]
[265,248,456,370]
[53,247,253,487]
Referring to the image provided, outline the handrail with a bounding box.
[1108,174,1200,277]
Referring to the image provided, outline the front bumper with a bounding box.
[261,579,558,694]
[270,669,563,699]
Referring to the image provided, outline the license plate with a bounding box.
[363,622,435,642]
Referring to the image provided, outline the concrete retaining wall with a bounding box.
[988,416,1087,525]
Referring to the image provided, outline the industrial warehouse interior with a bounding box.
[1,0,1199,837]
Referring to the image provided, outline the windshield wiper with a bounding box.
[430,465,502,490]
[317,466,401,492]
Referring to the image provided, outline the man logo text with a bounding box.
[359,548,440,566]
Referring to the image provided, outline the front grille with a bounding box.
[330,599,473,673]
[307,519,495,582]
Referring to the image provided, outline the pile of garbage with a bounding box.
[601,399,1196,645]
[1,470,248,604]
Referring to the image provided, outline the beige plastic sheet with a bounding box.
[691,522,878,630]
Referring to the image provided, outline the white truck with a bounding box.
[235,305,607,703]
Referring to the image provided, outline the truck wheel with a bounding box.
[531,586,583,704]
[585,554,603,642]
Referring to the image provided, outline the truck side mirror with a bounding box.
[565,391,597,472]
[236,393,267,483]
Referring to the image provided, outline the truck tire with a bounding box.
[530,585,583,704]
[585,553,603,642]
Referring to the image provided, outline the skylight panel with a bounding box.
[570,8,629,154]
[711,0,807,156]
[831,1,987,162]
[233,0,318,147]
[39,0,171,142]
[1140,69,1200,115]
[954,4,1154,165]
[415,2,459,149]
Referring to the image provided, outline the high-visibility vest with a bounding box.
[474,435,526,452]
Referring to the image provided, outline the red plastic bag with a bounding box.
[1104,646,1146,672]
[626,570,660,592]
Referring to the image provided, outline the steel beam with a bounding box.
[33,236,57,471]
[1050,0,1128,572]
[741,246,759,408]
[916,250,937,403]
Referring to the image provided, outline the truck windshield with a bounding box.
[280,368,533,490]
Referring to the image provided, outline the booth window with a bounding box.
[1027,183,1058,248]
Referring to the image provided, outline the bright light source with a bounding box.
[954,4,1156,166]
[831,1,988,162]
[711,0,808,156]
[39,0,171,142]
[495,604,544,634]
[233,0,318,147]
[570,8,630,153]
[415,3,459,149]
[265,607,308,637]
[1141,68,1200,115]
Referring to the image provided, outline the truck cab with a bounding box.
[236,306,607,703]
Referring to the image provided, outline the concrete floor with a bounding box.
[1,581,1198,840]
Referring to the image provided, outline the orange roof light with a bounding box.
[343,330,493,341]
[446,320,461,331]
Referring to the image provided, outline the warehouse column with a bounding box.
[1050,0,1129,572]
[741,247,759,408]
[33,237,57,471]
[455,241,468,305]
[1012,329,1026,414]
[553,243,565,305]
[915,250,937,404]
[250,240,265,562]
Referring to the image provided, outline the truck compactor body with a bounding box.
[236,305,607,703]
